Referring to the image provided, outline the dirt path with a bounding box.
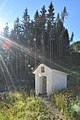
[41,97,68,120]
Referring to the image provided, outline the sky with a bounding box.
[0,0,80,42]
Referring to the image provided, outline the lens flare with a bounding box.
[3,40,11,49]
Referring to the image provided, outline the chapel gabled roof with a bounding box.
[33,61,69,75]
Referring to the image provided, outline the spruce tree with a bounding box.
[34,10,40,49]
[47,1,55,61]
[61,6,68,23]
[40,5,47,59]
[3,23,9,38]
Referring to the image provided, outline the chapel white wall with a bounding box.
[52,69,67,91]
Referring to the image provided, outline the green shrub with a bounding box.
[50,91,80,119]
[0,91,54,120]
[50,90,74,119]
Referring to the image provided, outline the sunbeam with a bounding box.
[0,53,16,90]
[0,35,80,77]
[0,0,8,12]
[0,62,10,91]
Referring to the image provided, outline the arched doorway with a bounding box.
[41,76,47,94]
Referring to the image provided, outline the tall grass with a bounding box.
[0,91,54,120]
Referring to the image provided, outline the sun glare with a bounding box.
[3,41,11,49]
[0,35,12,49]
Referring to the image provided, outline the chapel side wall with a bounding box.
[52,72,55,91]
[52,70,67,91]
